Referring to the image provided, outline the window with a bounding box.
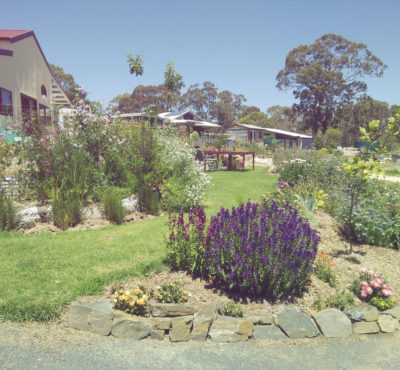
[258,132,263,139]
[21,93,37,124]
[0,87,13,116]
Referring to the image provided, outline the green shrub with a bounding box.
[223,301,243,317]
[52,191,82,230]
[0,192,18,231]
[314,252,338,288]
[155,281,188,303]
[166,208,207,277]
[324,289,355,311]
[102,191,126,224]
[332,181,400,249]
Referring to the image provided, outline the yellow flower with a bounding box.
[132,296,138,301]
[129,301,135,307]
[119,289,124,294]
[138,299,145,306]
[142,294,148,300]
[134,288,143,295]
[125,290,130,296]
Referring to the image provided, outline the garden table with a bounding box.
[202,150,255,172]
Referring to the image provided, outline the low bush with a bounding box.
[166,208,207,276]
[351,268,396,310]
[102,190,126,224]
[113,286,150,316]
[223,301,243,317]
[52,191,82,230]
[332,181,400,249]
[0,191,18,231]
[205,200,320,300]
[314,251,338,288]
[323,289,355,311]
[155,281,188,303]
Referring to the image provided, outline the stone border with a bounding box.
[67,301,400,343]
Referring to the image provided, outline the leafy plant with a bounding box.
[351,268,397,311]
[113,286,150,316]
[324,289,355,311]
[314,251,338,288]
[205,200,320,300]
[102,190,126,224]
[166,208,207,277]
[155,281,188,303]
[0,191,18,231]
[52,191,82,230]
[223,301,243,317]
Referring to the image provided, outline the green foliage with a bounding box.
[314,253,338,288]
[166,209,207,277]
[0,192,18,231]
[313,289,355,311]
[102,191,126,224]
[234,111,273,128]
[276,33,387,136]
[223,301,243,317]
[127,54,144,77]
[52,191,82,230]
[155,281,188,303]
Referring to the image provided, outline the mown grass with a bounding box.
[0,166,277,322]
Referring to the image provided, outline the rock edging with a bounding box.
[67,301,400,343]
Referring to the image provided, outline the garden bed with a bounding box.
[74,212,400,317]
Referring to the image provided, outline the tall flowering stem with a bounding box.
[205,200,320,300]
[166,208,207,277]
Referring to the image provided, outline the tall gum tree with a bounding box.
[276,34,387,137]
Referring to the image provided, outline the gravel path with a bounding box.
[1,321,400,369]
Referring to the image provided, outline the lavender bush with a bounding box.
[166,208,207,276]
[205,200,320,300]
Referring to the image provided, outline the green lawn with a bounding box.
[0,166,277,322]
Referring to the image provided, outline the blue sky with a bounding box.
[2,0,400,111]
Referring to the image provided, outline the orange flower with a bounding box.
[328,260,335,267]
[318,251,326,260]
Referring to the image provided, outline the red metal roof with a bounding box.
[0,29,32,42]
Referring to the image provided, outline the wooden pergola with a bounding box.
[203,150,255,172]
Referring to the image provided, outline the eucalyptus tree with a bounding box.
[276,34,387,137]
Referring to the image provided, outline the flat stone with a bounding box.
[247,311,274,325]
[382,306,400,320]
[191,317,213,342]
[111,319,151,339]
[151,303,195,317]
[312,309,352,338]
[278,306,319,339]
[68,304,92,331]
[345,306,380,322]
[353,321,380,334]
[253,325,287,340]
[150,329,165,340]
[169,316,193,342]
[68,301,113,335]
[122,196,139,213]
[150,317,171,330]
[17,206,40,225]
[209,317,253,343]
[196,304,218,320]
[378,315,400,333]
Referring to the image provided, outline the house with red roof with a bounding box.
[0,29,72,130]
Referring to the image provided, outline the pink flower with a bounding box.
[360,290,368,298]
[360,280,369,286]
[370,279,383,289]
[382,289,393,297]
[367,270,374,276]
[360,267,368,274]
[361,285,373,295]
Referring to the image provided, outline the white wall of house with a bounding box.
[0,35,57,129]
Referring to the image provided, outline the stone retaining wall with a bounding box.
[68,301,400,343]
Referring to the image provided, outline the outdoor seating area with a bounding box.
[202,150,255,172]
